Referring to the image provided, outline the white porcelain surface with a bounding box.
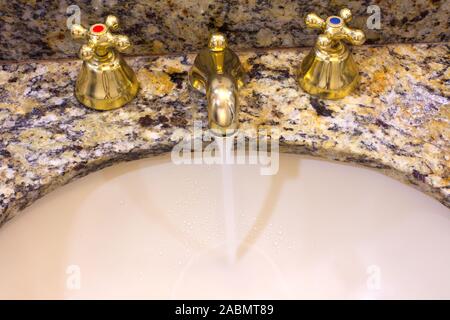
[0,154,448,299]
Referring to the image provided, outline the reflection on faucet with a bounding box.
[189,33,246,136]
[208,75,237,129]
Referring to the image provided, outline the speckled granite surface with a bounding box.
[1,0,449,61]
[0,42,449,225]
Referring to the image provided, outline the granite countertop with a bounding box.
[0,42,449,225]
[1,0,449,61]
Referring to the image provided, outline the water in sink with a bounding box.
[0,154,448,299]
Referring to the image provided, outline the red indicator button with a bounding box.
[92,24,105,33]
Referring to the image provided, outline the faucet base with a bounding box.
[298,46,359,100]
[75,54,139,111]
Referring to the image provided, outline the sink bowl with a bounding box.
[0,154,448,299]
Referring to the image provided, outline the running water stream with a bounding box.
[215,135,237,264]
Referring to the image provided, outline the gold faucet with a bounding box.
[189,33,246,136]
[70,15,139,110]
[298,8,365,99]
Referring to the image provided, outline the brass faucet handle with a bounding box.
[305,13,326,30]
[305,8,365,50]
[70,15,131,61]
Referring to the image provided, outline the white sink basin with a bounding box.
[0,154,448,299]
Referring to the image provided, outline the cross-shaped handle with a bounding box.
[305,8,365,51]
[70,15,131,61]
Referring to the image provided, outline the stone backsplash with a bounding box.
[0,0,449,61]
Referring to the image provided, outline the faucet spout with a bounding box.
[207,75,238,136]
[189,32,246,136]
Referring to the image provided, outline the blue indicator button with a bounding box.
[330,17,341,25]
